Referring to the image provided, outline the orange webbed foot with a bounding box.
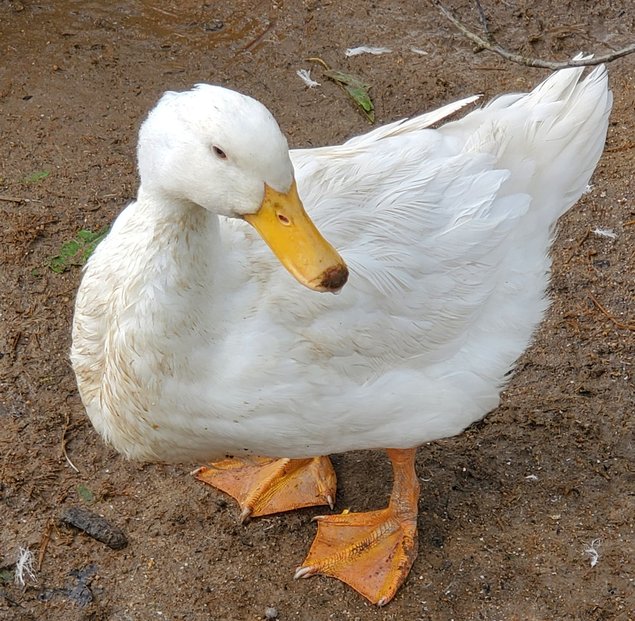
[294,448,420,606]
[194,456,336,521]
[295,506,417,605]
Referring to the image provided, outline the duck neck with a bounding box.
[133,185,222,299]
[137,184,217,232]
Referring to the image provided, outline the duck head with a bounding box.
[137,84,348,293]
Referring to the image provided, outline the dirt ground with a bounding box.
[1,1,633,620]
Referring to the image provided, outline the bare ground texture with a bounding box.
[1,1,634,620]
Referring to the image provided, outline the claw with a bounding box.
[293,565,316,580]
[239,506,252,524]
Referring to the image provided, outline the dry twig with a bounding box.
[474,0,492,42]
[37,519,54,571]
[242,19,276,52]
[431,0,635,69]
[588,293,635,331]
[61,410,80,473]
[565,228,591,264]
[147,5,178,18]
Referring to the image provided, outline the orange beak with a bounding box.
[244,181,348,292]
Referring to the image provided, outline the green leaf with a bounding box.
[49,239,81,273]
[323,69,375,122]
[0,568,14,583]
[62,240,81,255]
[81,229,108,262]
[48,227,108,273]
[23,170,50,184]
[77,483,95,503]
[76,229,102,243]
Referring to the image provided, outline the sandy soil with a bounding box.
[1,1,633,620]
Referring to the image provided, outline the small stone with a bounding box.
[203,20,224,32]
[264,607,278,620]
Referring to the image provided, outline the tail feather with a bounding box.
[343,95,480,148]
[526,64,612,223]
[445,64,611,228]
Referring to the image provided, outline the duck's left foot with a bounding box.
[294,448,419,606]
[194,456,336,522]
[294,506,417,606]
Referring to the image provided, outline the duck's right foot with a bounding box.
[193,455,336,522]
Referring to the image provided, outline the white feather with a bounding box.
[296,69,320,88]
[345,46,392,57]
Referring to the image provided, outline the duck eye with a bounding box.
[212,145,227,159]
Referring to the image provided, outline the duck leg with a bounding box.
[294,448,419,606]
[194,456,336,522]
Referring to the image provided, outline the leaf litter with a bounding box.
[49,228,108,273]
[307,57,375,123]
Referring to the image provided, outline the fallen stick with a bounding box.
[588,293,635,331]
[430,0,635,69]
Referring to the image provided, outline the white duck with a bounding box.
[71,65,611,605]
